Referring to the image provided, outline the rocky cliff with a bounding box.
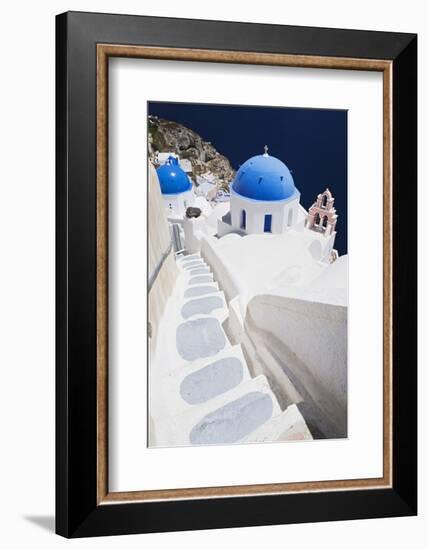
[148,116,235,190]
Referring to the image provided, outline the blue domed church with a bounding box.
[156,156,195,218]
[218,147,301,236]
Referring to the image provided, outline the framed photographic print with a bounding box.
[56,11,417,537]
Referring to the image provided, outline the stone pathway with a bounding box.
[149,252,312,447]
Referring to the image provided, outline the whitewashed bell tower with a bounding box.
[306,188,338,237]
[306,188,339,263]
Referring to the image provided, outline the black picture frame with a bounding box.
[56,11,417,538]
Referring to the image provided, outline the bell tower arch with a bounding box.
[306,188,338,237]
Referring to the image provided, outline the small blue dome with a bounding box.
[156,156,192,195]
[232,152,296,201]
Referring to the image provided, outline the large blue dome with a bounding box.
[156,156,192,195]
[232,152,296,201]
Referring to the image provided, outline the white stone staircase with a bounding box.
[149,252,312,447]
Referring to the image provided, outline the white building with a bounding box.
[156,155,195,218]
[218,146,300,236]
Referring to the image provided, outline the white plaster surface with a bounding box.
[241,404,313,443]
[163,188,195,218]
[202,230,338,312]
[228,188,300,235]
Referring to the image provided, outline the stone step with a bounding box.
[154,375,281,447]
[180,259,208,272]
[178,253,202,262]
[175,316,230,364]
[178,256,206,270]
[185,265,212,277]
[180,291,227,323]
[187,273,214,285]
[150,345,251,419]
[240,404,313,443]
[183,282,219,298]
[151,305,230,376]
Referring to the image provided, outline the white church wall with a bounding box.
[162,188,194,218]
[230,192,245,230]
[321,231,337,262]
[284,201,300,230]
[230,191,300,235]
[303,226,338,263]
[294,204,309,231]
[217,217,236,238]
[163,194,178,216]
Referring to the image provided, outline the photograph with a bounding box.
[147,101,348,448]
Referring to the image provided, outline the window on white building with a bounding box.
[240,210,246,230]
[264,214,272,233]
